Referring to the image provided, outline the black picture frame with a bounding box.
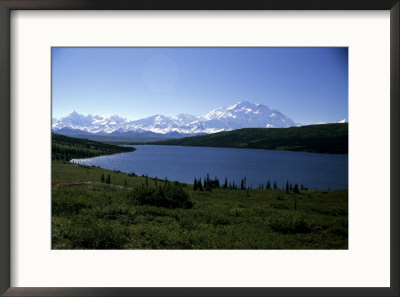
[0,1,399,296]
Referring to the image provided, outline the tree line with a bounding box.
[193,174,307,193]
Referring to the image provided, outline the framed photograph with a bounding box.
[0,1,399,296]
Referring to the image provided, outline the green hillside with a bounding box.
[52,133,135,161]
[153,123,348,154]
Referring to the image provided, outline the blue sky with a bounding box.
[52,47,348,125]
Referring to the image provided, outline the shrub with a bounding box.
[269,213,315,234]
[132,184,193,209]
[270,202,289,210]
[326,219,348,237]
[68,217,129,249]
[52,193,90,216]
[71,224,128,249]
[229,206,243,217]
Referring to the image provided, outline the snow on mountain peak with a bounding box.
[229,101,255,110]
[52,101,298,136]
[67,110,77,115]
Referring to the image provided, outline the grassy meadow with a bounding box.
[52,160,348,249]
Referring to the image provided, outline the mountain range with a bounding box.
[52,101,308,138]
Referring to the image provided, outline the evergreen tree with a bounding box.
[193,178,198,191]
[266,180,271,190]
[101,173,105,183]
[124,179,127,186]
[106,174,111,184]
[223,177,228,189]
[215,177,220,188]
[286,180,289,193]
[273,181,277,190]
[294,184,299,194]
[240,178,245,190]
[290,184,293,191]
[198,178,203,191]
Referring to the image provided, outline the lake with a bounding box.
[71,145,348,190]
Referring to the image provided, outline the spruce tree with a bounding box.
[215,177,220,188]
[101,173,105,183]
[106,175,111,184]
[294,184,299,194]
[266,180,271,190]
[193,178,198,191]
[198,178,203,191]
[223,177,228,189]
[273,181,277,190]
[286,180,289,193]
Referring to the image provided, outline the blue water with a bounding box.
[71,145,348,190]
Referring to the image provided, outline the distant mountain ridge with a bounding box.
[52,101,298,137]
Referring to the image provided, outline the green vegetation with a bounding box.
[52,161,348,249]
[132,182,193,209]
[152,123,348,154]
[52,133,135,160]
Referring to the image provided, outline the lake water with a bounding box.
[71,145,348,190]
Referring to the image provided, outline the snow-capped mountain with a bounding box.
[203,101,295,129]
[52,111,129,134]
[52,101,297,137]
